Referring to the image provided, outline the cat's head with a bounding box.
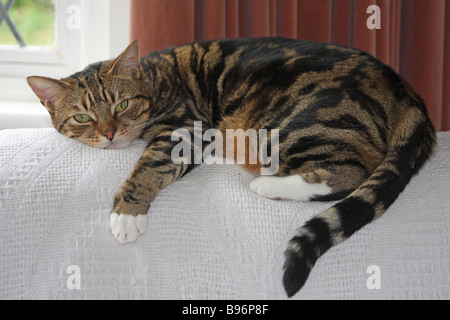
[27,40,153,149]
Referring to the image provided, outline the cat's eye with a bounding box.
[74,114,91,123]
[115,100,128,113]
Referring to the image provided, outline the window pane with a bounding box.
[0,0,55,47]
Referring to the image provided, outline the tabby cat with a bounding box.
[27,37,435,297]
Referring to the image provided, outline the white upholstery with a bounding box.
[0,128,449,299]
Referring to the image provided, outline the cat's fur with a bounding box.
[27,37,436,297]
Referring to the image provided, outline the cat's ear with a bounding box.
[108,40,140,78]
[27,76,71,114]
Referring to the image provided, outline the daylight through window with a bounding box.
[0,0,55,47]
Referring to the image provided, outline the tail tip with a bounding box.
[282,251,311,298]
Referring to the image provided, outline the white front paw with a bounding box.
[109,212,147,244]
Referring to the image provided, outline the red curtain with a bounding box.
[130,0,450,131]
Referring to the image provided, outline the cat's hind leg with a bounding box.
[250,166,366,201]
[250,169,333,201]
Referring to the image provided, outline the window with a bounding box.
[0,0,78,98]
[0,0,130,129]
[0,0,55,47]
[0,0,130,102]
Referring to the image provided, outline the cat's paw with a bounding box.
[109,212,147,244]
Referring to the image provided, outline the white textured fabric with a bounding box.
[0,128,449,300]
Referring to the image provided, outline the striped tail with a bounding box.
[282,107,436,297]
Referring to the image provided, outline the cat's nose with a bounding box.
[103,129,116,141]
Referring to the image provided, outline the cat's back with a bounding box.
[152,37,368,76]
[209,38,415,116]
[216,37,365,67]
[212,37,375,92]
[162,37,404,98]
[147,37,424,132]
[149,37,401,95]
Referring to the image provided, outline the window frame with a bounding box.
[0,0,77,77]
[0,0,130,102]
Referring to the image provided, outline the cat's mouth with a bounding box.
[104,141,130,149]
[105,143,122,149]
